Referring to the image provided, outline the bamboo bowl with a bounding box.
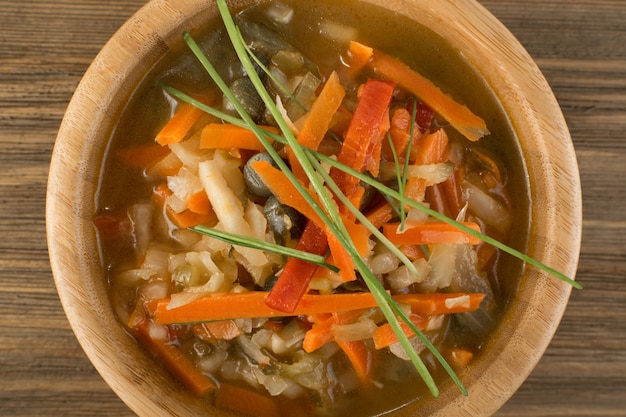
[46,0,581,416]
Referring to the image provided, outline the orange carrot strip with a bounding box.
[359,41,489,141]
[333,309,373,383]
[302,315,336,353]
[382,221,482,245]
[439,168,464,218]
[372,313,430,349]
[289,71,346,182]
[152,183,217,228]
[393,292,486,315]
[251,161,325,229]
[365,201,396,229]
[331,79,395,199]
[382,107,413,162]
[154,292,380,324]
[155,102,205,145]
[303,309,366,353]
[326,229,357,282]
[448,347,474,369]
[215,383,281,417]
[186,191,213,216]
[337,339,372,383]
[413,128,449,165]
[199,123,276,151]
[133,321,216,396]
[345,40,374,78]
[153,291,484,324]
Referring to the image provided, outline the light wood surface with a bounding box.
[1,0,624,416]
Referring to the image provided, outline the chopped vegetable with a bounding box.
[265,221,328,313]
[152,183,217,228]
[303,309,367,352]
[330,78,394,199]
[289,71,346,182]
[155,101,206,145]
[382,221,482,245]
[151,291,484,324]
[200,123,277,150]
[354,41,490,141]
[372,314,430,349]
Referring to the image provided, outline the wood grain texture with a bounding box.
[0,1,624,416]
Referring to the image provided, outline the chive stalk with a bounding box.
[190,225,339,272]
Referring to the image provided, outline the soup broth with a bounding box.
[95,0,529,416]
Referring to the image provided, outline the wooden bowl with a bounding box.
[46,0,581,415]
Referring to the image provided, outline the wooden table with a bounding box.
[1,0,624,415]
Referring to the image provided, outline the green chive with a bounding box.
[189,225,339,272]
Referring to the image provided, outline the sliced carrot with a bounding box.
[152,183,217,228]
[413,128,449,165]
[199,123,277,151]
[343,217,371,257]
[326,230,357,282]
[303,309,366,353]
[133,320,216,396]
[116,144,171,170]
[372,313,429,349]
[363,105,390,177]
[439,167,464,218]
[364,201,396,230]
[404,176,427,202]
[215,383,281,417]
[345,40,374,78]
[153,291,484,324]
[250,161,325,229]
[382,221,482,245]
[356,41,489,141]
[289,71,346,182]
[393,292,486,315]
[448,347,474,369]
[302,316,335,353]
[333,309,373,383]
[382,107,413,162]
[155,102,205,145]
[337,340,372,384]
[154,292,378,324]
[265,221,328,313]
[331,79,395,199]
[186,190,213,216]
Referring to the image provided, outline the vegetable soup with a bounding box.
[94,0,529,415]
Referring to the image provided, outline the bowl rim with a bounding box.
[46,0,581,416]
